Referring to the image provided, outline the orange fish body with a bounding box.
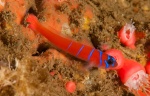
[26,14,118,69]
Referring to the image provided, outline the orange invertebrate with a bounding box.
[117,59,150,96]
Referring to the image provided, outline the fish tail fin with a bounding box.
[26,14,39,31]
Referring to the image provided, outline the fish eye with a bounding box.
[105,56,116,68]
[106,58,114,65]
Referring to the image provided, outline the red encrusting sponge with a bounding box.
[65,81,76,93]
[145,61,150,74]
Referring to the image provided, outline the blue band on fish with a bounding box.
[76,45,84,56]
